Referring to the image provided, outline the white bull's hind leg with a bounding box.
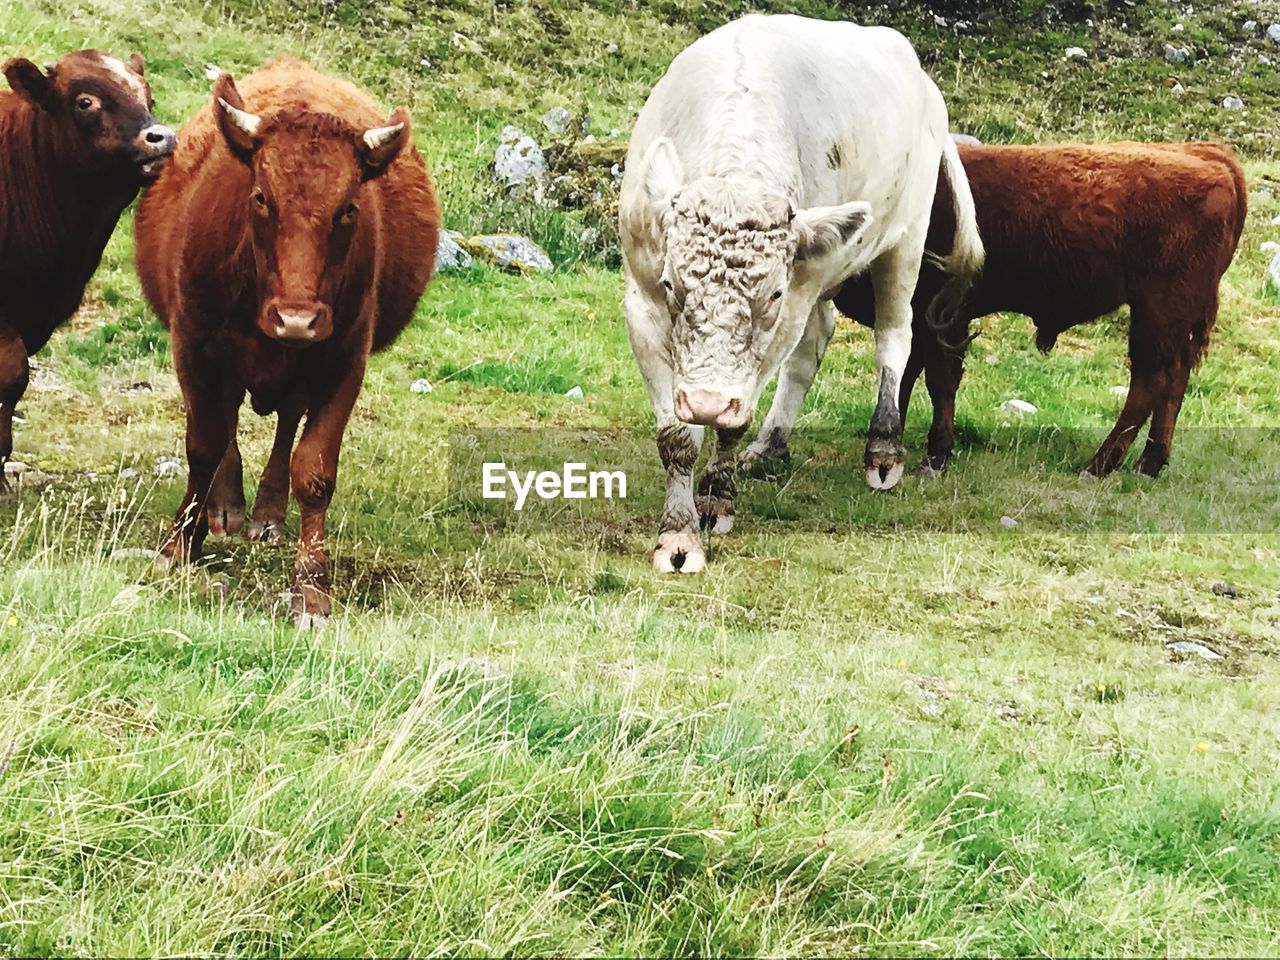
[865,237,925,490]
[741,300,836,476]
[625,281,706,573]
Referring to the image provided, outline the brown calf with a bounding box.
[135,57,439,626]
[0,50,175,492]
[832,141,1246,477]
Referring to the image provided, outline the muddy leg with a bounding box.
[697,425,747,533]
[0,323,30,499]
[206,388,246,537]
[247,394,303,542]
[921,342,965,475]
[741,301,835,476]
[158,367,233,567]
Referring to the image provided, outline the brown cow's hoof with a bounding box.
[207,503,245,537]
[697,494,735,533]
[246,518,281,542]
[652,529,705,574]
[291,585,331,630]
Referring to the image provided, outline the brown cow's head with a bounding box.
[2,50,176,185]
[211,72,409,347]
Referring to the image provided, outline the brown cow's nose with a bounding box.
[273,309,319,341]
[676,389,747,428]
[138,124,176,157]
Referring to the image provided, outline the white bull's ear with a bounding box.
[643,137,684,211]
[794,200,873,261]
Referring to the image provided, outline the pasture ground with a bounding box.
[3,0,1280,954]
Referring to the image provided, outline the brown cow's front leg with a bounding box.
[920,343,965,475]
[287,361,364,628]
[697,425,746,533]
[0,323,30,499]
[159,370,233,567]
[247,394,304,542]
[206,388,246,537]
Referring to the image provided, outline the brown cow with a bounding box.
[0,50,175,492]
[744,141,1246,479]
[135,57,439,627]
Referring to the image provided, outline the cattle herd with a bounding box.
[0,13,1249,624]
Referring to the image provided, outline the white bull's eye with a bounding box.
[770,289,783,302]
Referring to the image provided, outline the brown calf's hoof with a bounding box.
[207,503,245,537]
[291,584,331,630]
[246,518,282,542]
[696,494,735,534]
[652,529,705,574]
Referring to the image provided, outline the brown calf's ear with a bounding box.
[128,52,145,76]
[213,73,261,160]
[359,107,410,179]
[3,58,56,110]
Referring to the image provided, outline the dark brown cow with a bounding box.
[135,57,439,627]
[0,50,175,492]
[827,141,1246,478]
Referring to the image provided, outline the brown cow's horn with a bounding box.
[362,122,404,151]
[218,98,261,137]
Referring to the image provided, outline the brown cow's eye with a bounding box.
[340,202,358,223]
[252,190,267,209]
[75,94,99,112]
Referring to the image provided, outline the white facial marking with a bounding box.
[96,53,148,105]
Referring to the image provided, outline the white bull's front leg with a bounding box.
[741,300,837,475]
[865,237,925,490]
[624,280,706,573]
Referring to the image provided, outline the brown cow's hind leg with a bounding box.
[1084,300,1165,478]
[0,325,30,499]
[921,343,964,475]
[247,395,304,542]
[206,389,246,536]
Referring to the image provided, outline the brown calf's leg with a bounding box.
[1136,359,1194,477]
[0,324,30,498]
[287,362,365,628]
[921,344,964,475]
[159,366,234,567]
[247,394,304,542]
[206,388,246,536]
[696,425,746,533]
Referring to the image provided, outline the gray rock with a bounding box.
[435,230,473,272]
[1001,399,1037,415]
[119,467,140,480]
[1064,46,1087,60]
[999,515,1018,529]
[155,456,184,478]
[466,235,554,272]
[951,132,982,146]
[605,42,620,54]
[541,106,572,136]
[1222,96,1244,110]
[1268,23,1280,44]
[1244,20,1258,33]
[1171,82,1186,97]
[1166,640,1224,661]
[3,460,28,478]
[493,126,545,194]
[1211,581,1238,598]
[410,378,433,394]
[564,385,584,399]
[1163,43,1190,64]
[1267,251,1280,289]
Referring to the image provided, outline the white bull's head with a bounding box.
[643,138,872,429]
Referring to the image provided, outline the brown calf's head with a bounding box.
[2,50,176,185]
[212,72,409,347]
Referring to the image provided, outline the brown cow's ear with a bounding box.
[128,52,145,76]
[3,58,56,111]
[213,74,261,161]
[359,107,410,179]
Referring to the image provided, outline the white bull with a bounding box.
[620,13,983,573]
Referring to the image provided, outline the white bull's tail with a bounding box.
[924,137,985,354]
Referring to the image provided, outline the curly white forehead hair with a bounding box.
[666,178,795,288]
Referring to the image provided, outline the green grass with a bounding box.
[4,0,1280,954]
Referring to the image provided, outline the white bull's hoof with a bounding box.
[865,461,905,491]
[653,530,705,574]
[697,495,735,534]
[864,437,906,491]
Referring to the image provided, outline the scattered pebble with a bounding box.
[1268,23,1280,45]
[1166,640,1224,661]
[1271,215,1280,225]
[435,230,473,272]
[1269,251,1280,289]
[109,548,156,561]
[984,353,999,365]
[1110,385,1129,396]
[951,132,983,146]
[493,126,545,195]
[1222,96,1244,110]
[1244,19,1258,33]
[541,106,572,136]
[1163,43,1190,64]
[1064,46,1087,60]
[1171,82,1185,97]
[999,515,1018,529]
[119,467,139,480]
[1211,581,1238,598]
[605,42,620,54]
[1001,399,1037,415]
[462,234,554,273]
[410,378,433,394]
[564,385,584,399]
[1171,22,1183,32]
[203,63,223,80]
[3,461,28,478]
[154,456,183,478]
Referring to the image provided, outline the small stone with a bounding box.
[1222,96,1244,110]
[951,132,983,146]
[564,385,584,399]
[1064,46,1088,60]
[434,230,473,272]
[1270,215,1280,225]
[1164,43,1190,64]
[605,42,619,54]
[410,378,433,394]
[1171,83,1185,97]
[1269,251,1280,289]
[3,461,28,477]
[1211,581,1238,598]
[984,353,999,365]
[610,162,624,182]
[1262,241,1280,254]
[110,547,156,561]
[1172,22,1183,32]
[1166,640,1224,661]
[119,467,139,480]
[999,515,1018,529]
[418,57,432,69]
[1110,385,1129,396]
[1244,20,1257,33]
[1001,399,1037,415]
[154,456,183,478]
[493,127,545,194]
[1267,23,1280,44]
[462,235,554,273]
[541,106,572,136]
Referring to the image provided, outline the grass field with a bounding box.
[3,0,1280,954]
